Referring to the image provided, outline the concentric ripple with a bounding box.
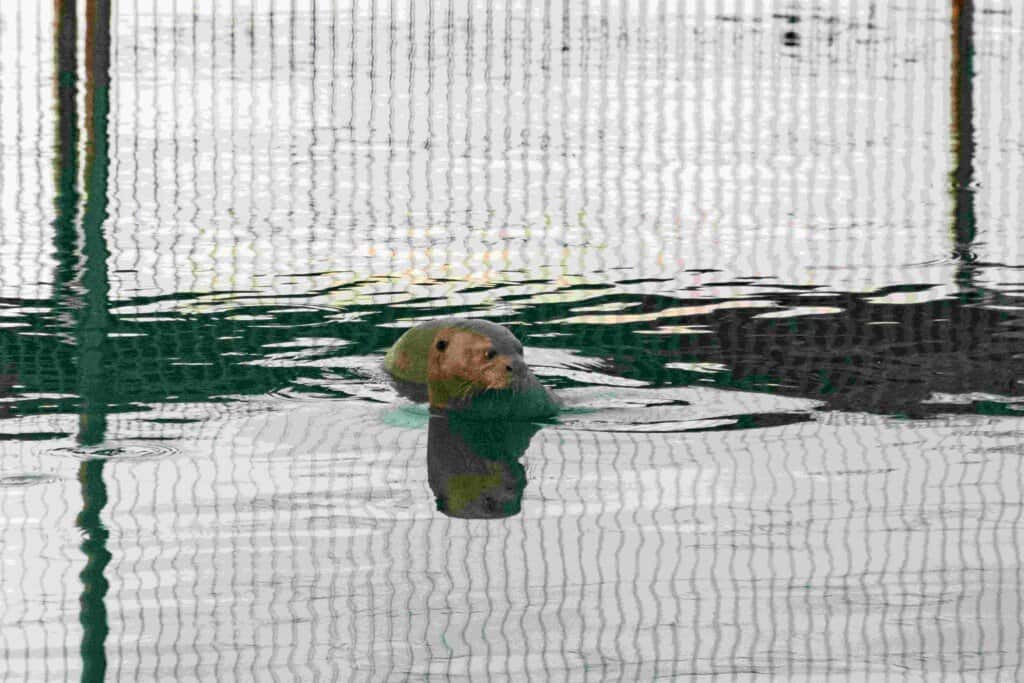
[0,473,60,487]
[48,441,180,461]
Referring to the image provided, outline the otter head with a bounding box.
[426,326,524,409]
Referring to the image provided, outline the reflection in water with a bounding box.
[77,0,113,447]
[76,459,110,683]
[0,2,1022,679]
[427,411,540,519]
[951,0,977,290]
[52,0,80,296]
[0,284,1022,419]
[56,0,115,679]
[0,365,15,418]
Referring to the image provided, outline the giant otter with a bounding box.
[384,317,560,420]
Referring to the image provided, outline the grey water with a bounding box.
[1,1,1024,680]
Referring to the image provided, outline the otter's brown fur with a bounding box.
[426,328,515,405]
[383,318,558,418]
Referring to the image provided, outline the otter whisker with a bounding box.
[457,380,475,401]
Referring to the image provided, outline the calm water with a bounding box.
[2,1,1024,680]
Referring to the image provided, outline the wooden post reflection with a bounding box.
[951,0,977,291]
[77,458,110,683]
[53,0,79,292]
[78,0,113,446]
[58,0,114,680]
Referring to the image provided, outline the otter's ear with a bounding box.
[435,339,448,352]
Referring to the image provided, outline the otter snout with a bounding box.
[507,358,527,377]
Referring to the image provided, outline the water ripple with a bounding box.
[48,441,181,461]
[0,473,60,487]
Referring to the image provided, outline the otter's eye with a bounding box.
[435,339,448,351]
[484,349,496,360]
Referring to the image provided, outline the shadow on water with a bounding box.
[54,0,113,679]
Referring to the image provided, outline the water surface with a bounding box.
[1,1,1024,680]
